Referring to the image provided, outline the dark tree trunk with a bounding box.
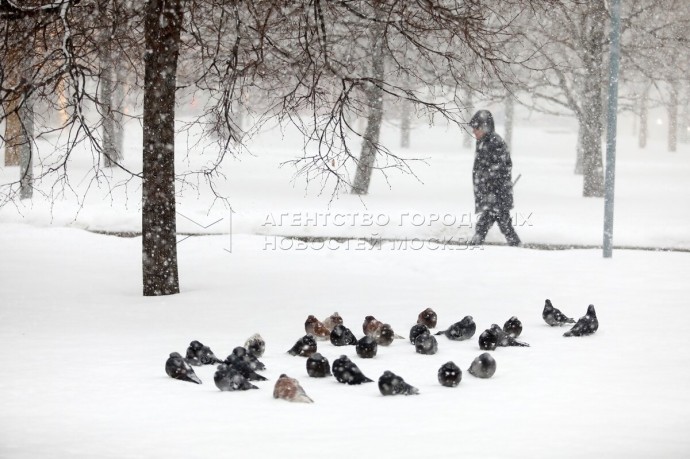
[142,0,183,296]
[581,0,605,198]
[351,14,384,196]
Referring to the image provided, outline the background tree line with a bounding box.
[1,0,688,296]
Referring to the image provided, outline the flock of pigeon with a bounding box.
[165,299,599,402]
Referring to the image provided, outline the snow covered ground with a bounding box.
[1,109,690,458]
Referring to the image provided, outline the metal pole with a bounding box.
[603,0,621,258]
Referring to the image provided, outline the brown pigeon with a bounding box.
[273,374,314,403]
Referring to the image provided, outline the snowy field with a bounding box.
[1,109,690,458]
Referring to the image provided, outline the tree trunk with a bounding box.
[639,84,649,149]
[463,88,474,149]
[4,96,21,166]
[668,84,678,152]
[680,81,689,144]
[504,93,514,149]
[574,123,584,174]
[19,63,34,200]
[581,0,605,198]
[3,50,20,166]
[351,14,384,195]
[400,97,411,148]
[113,62,127,156]
[142,0,183,296]
[100,40,118,167]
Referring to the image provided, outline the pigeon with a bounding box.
[225,346,266,371]
[468,352,497,379]
[414,333,438,355]
[356,336,378,359]
[363,315,384,336]
[363,316,403,344]
[244,333,265,358]
[185,340,222,366]
[503,316,523,338]
[332,355,373,385]
[478,329,498,351]
[438,361,462,387]
[374,324,404,346]
[378,371,419,396]
[305,315,331,341]
[273,374,313,403]
[287,334,317,357]
[214,364,258,391]
[490,324,530,347]
[306,353,332,378]
[323,312,343,332]
[409,324,430,344]
[417,307,438,329]
[330,324,358,346]
[435,316,476,341]
[564,304,599,337]
[165,352,202,384]
[223,359,268,381]
[542,299,576,326]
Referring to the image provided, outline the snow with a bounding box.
[1,109,690,458]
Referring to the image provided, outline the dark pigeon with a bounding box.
[356,336,378,359]
[564,304,599,337]
[503,316,523,338]
[478,329,498,351]
[374,323,403,346]
[543,299,576,326]
[165,352,202,384]
[490,324,530,347]
[332,355,373,385]
[306,353,332,378]
[185,340,222,366]
[438,361,462,387]
[378,371,419,396]
[414,333,438,355]
[409,324,430,344]
[214,364,258,391]
[330,324,358,346]
[227,346,266,371]
[287,334,317,357]
[223,359,268,381]
[468,352,497,379]
[436,316,476,341]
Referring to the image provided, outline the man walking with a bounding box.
[468,110,521,246]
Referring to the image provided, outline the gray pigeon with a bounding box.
[165,352,202,384]
[564,304,599,337]
[543,299,576,326]
[378,371,419,396]
[468,353,497,379]
[214,364,258,391]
